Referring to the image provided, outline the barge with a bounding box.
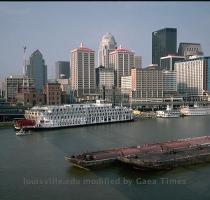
[65,136,210,170]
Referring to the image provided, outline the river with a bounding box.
[1,116,210,200]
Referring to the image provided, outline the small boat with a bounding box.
[156,105,180,118]
[16,128,32,136]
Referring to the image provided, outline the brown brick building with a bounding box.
[16,91,45,106]
[44,82,62,105]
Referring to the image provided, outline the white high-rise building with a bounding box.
[71,43,95,98]
[109,46,135,88]
[98,33,117,68]
[174,56,210,97]
[121,76,132,95]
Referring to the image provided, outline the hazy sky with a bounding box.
[0,2,210,79]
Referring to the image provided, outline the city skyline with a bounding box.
[0,2,210,79]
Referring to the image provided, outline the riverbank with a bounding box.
[0,121,13,128]
[134,111,157,119]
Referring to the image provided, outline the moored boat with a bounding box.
[14,100,133,131]
[180,103,210,116]
[156,105,180,118]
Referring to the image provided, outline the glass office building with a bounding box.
[152,28,177,66]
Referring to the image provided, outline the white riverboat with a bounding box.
[14,100,133,130]
[180,104,210,116]
[156,105,180,118]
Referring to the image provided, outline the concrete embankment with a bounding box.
[133,111,157,119]
[0,121,13,128]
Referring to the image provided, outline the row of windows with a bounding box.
[46,113,130,120]
[48,115,131,123]
[28,108,127,116]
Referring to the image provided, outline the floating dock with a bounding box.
[65,136,210,170]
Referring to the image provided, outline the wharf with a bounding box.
[134,111,157,119]
[65,136,210,170]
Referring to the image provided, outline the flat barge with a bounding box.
[65,136,210,170]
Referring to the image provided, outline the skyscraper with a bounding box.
[178,43,203,58]
[55,61,70,79]
[174,56,210,99]
[109,46,134,88]
[98,33,117,68]
[26,50,47,92]
[134,55,142,69]
[71,43,95,97]
[152,28,177,66]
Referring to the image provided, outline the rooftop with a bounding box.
[72,42,94,52]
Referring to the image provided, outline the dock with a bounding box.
[65,136,210,170]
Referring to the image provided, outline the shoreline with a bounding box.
[0,121,14,128]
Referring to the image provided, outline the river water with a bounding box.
[1,116,210,200]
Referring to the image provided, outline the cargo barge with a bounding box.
[65,136,210,170]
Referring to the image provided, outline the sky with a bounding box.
[0,1,210,80]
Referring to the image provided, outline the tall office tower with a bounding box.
[152,28,177,66]
[25,50,47,92]
[160,55,185,71]
[55,61,70,79]
[134,55,142,69]
[98,33,117,68]
[71,43,95,97]
[178,43,203,58]
[174,56,210,98]
[109,46,134,88]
